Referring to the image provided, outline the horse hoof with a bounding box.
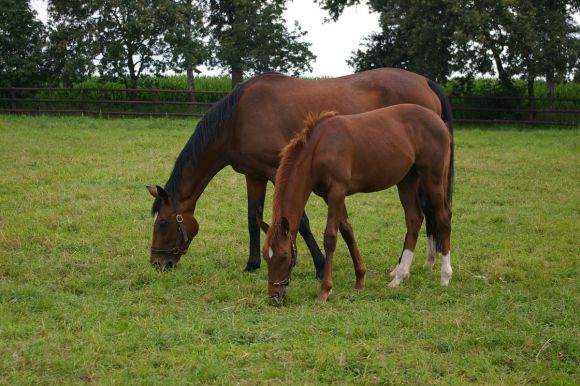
[388,278,401,288]
[244,264,260,272]
[424,259,435,270]
[315,271,324,281]
[317,288,331,302]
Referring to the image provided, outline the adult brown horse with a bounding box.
[258,105,453,303]
[146,68,453,278]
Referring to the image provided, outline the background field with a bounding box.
[0,116,578,385]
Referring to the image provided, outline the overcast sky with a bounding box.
[30,0,379,77]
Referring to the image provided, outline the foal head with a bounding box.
[147,185,199,270]
[258,216,296,305]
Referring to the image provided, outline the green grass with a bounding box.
[0,116,578,385]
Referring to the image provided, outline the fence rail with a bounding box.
[0,87,578,125]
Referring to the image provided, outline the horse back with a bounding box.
[311,104,450,194]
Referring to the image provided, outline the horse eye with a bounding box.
[159,219,168,227]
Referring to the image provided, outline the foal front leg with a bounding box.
[318,189,345,301]
[338,212,366,289]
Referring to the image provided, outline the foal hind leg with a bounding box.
[422,180,452,286]
[338,208,366,289]
[389,173,423,288]
[420,190,438,270]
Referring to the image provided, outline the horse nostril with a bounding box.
[165,261,174,269]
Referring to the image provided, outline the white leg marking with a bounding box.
[388,250,414,288]
[441,252,453,286]
[389,264,398,277]
[424,235,437,269]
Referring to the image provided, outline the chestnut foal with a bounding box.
[258,105,454,303]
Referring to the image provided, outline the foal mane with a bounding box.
[271,111,337,222]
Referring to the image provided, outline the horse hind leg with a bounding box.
[389,172,423,288]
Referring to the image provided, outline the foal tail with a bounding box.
[423,80,454,252]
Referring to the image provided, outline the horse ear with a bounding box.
[281,217,290,236]
[256,214,270,234]
[146,185,158,198]
[155,185,168,199]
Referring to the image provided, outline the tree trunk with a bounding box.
[231,65,243,88]
[187,68,196,103]
[127,55,138,101]
[546,71,555,111]
[484,32,515,93]
[527,76,536,122]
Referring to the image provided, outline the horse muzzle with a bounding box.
[150,254,181,270]
[269,285,287,306]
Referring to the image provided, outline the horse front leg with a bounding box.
[318,189,346,302]
[298,211,325,280]
[244,175,267,271]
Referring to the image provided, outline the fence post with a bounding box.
[154,91,159,115]
[529,95,536,123]
[10,87,16,113]
[81,89,87,116]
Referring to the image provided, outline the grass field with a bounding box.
[0,116,578,385]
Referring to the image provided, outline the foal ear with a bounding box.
[281,217,290,236]
[256,214,270,234]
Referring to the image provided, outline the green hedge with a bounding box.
[2,75,578,123]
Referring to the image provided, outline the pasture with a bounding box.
[0,116,578,384]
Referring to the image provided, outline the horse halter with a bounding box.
[150,199,190,256]
[269,239,297,287]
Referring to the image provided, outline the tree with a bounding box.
[0,0,46,87]
[209,0,315,86]
[161,0,211,101]
[346,0,460,83]
[94,0,170,93]
[46,1,97,86]
[48,0,173,96]
[318,0,579,96]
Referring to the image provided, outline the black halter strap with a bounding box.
[150,198,189,256]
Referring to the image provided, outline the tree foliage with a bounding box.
[0,0,46,87]
[209,0,315,86]
[319,0,579,93]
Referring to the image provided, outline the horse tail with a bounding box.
[420,80,454,252]
[427,79,454,208]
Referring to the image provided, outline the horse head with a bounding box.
[147,185,199,270]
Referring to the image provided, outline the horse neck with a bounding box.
[172,138,229,212]
[273,158,314,236]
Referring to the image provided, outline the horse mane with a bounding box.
[151,72,287,215]
[271,110,337,221]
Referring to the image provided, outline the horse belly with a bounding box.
[348,146,414,194]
